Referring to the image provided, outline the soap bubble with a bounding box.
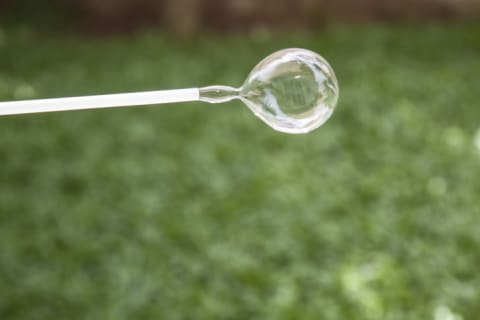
[200,48,339,134]
[241,48,339,133]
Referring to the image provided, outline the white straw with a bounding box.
[0,88,200,115]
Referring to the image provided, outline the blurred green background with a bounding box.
[0,1,480,319]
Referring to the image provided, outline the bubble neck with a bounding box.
[199,85,240,104]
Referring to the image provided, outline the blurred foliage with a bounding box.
[0,22,480,319]
[0,0,75,27]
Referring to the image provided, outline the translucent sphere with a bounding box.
[240,48,339,134]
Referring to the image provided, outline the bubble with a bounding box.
[200,48,339,134]
[241,48,339,133]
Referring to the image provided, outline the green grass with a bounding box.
[0,22,480,319]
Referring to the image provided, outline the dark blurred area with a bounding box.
[0,0,479,35]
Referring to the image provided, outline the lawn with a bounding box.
[0,22,479,319]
